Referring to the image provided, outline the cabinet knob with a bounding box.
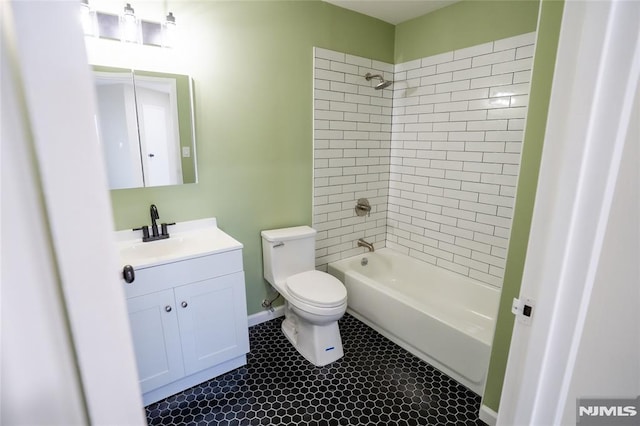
[165,305,172,312]
[181,301,188,308]
[122,265,135,283]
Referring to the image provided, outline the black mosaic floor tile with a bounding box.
[146,313,483,425]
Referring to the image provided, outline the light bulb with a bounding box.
[120,3,139,43]
[80,0,95,36]
[162,12,177,48]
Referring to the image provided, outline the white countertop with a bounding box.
[115,218,243,269]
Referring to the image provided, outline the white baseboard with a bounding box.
[479,404,498,426]
[247,305,284,327]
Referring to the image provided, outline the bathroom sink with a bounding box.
[116,218,242,269]
[119,237,186,263]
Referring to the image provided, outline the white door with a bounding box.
[127,289,185,393]
[6,2,145,424]
[560,84,639,424]
[135,83,182,186]
[175,272,250,376]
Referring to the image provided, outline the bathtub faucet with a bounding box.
[357,238,375,252]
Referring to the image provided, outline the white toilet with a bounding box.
[261,226,347,366]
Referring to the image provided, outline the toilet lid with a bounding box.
[286,271,347,308]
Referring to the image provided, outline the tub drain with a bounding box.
[361,257,368,266]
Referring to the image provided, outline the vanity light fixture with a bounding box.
[84,1,177,49]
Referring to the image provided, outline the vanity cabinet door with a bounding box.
[174,272,249,376]
[126,289,185,393]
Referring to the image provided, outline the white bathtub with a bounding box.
[328,248,500,394]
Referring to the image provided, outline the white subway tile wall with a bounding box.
[313,32,535,286]
[313,48,393,271]
[388,32,535,288]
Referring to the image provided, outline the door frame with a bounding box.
[497,1,640,424]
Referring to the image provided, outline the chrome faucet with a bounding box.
[357,238,374,252]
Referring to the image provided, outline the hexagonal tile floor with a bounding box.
[146,313,483,425]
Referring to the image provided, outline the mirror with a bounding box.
[93,66,197,189]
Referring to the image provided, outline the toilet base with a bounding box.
[281,308,344,367]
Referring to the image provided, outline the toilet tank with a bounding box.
[261,226,317,285]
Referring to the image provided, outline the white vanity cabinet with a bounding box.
[126,288,184,393]
[122,237,249,406]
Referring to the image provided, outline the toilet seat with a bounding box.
[286,271,347,308]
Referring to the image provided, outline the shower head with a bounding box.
[375,79,393,90]
[365,72,393,90]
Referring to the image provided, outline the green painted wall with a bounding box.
[482,0,564,411]
[394,0,540,63]
[109,1,394,316]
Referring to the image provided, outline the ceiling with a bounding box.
[323,0,460,25]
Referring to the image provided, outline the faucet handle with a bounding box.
[160,222,176,236]
[355,198,372,217]
[133,225,150,240]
